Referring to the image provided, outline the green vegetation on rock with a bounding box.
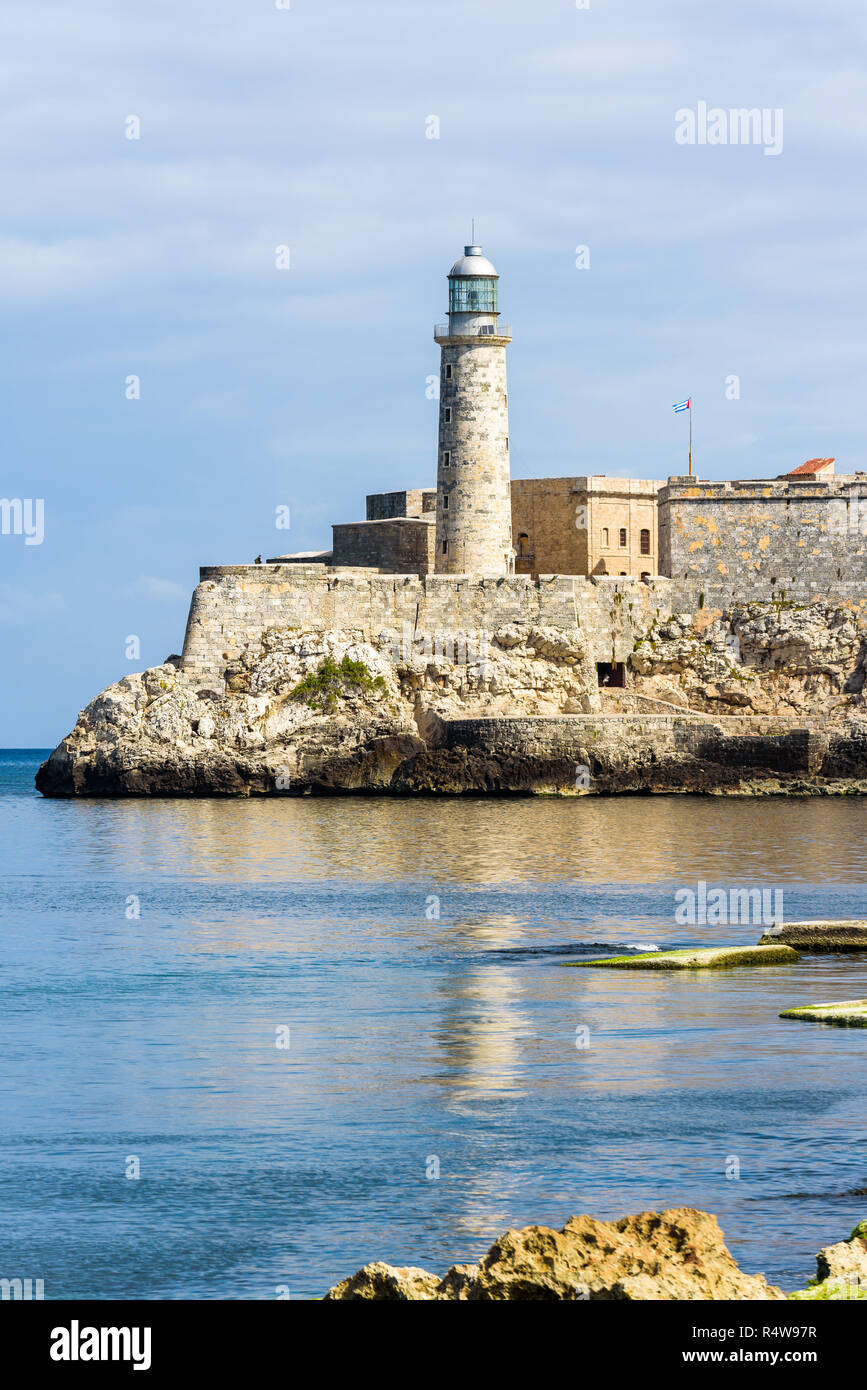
[290,655,387,713]
[789,1279,867,1300]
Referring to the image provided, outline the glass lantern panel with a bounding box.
[448,277,498,313]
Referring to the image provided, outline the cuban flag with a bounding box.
[673,398,691,413]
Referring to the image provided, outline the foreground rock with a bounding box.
[324,1207,785,1300]
[760,920,867,951]
[791,1221,867,1300]
[780,999,867,1027]
[36,602,867,797]
[565,945,800,971]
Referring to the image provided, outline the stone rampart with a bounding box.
[180,568,672,688]
[438,714,867,788]
[660,475,867,592]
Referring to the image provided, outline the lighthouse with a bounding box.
[434,245,514,575]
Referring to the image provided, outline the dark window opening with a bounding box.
[442,452,450,467]
[517,532,530,557]
[640,528,651,555]
[444,407,452,423]
[445,364,453,380]
[619,528,627,547]
[442,493,449,510]
[597,661,625,689]
[442,539,448,554]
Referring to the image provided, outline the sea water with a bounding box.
[1,749,866,1298]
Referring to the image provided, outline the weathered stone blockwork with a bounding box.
[430,712,867,794]
[331,518,435,575]
[180,567,670,688]
[660,475,867,597]
[435,337,513,575]
[365,490,436,521]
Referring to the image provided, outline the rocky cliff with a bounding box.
[630,600,867,716]
[36,600,867,796]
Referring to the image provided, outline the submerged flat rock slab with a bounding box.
[566,945,801,971]
[780,999,867,1027]
[760,920,867,951]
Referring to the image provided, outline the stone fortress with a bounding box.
[181,242,867,692]
[36,241,867,797]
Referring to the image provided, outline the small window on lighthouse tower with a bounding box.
[442,494,449,510]
[445,364,453,380]
[442,539,448,555]
[442,451,451,467]
[444,407,452,423]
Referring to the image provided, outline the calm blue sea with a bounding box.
[2,748,866,1298]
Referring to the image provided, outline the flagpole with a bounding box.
[689,399,693,477]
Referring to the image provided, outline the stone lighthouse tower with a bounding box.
[434,244,514,575]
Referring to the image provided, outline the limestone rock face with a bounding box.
[790,1219,867,1298]
[35,624,599,797]
[35,604,867,796]
[815,1222,867,1286]
[631,600,867,717]
[324,1208,785,1301]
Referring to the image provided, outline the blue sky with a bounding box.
[3,0,866,744]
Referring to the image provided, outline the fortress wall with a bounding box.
[180,568,673,687]
[332,519,435,575]
[660,476,867,590]
[669,578,867,619]
[179,561,867,692]
[440,714,867,784]
[570,577,670,664]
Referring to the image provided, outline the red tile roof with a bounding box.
[779,457,835,477]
